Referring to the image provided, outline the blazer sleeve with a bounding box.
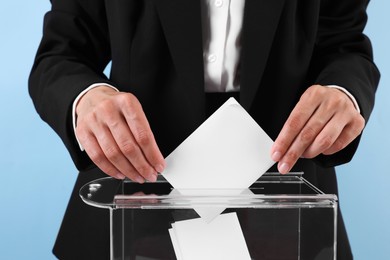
[29,0,112,170]
[310,0,380,167]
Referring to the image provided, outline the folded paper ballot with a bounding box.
[169,212,252,260]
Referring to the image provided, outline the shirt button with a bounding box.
[207,54,217,63]
[214,0,223,7]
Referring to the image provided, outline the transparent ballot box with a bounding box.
[80,173,337,260]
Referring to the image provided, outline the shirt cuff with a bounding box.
[325,85,360,114]
[72,83,119,151]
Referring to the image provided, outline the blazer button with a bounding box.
[207,54,217,63]
[215,0,223,8]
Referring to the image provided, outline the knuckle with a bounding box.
[106,118,120,129]
[285,150,299,163]
[300,127,316,143]
[351,127,362,137]
[353,116,365,131]
[98,99,115,115]
[305,85,316,96]
[119,93,138,109]
[306,85,323,97]
[351,126,362,137]
[82,112,97,125]
[333,139,346,152]
[318,135,333,150]
[105,146,121,161]
[287,116,302,132]
[324,98,343,113]
[358,115,366,126]
[348,118,364,138]
[136,129,152,146]
[121,142,137,156]
[275,138,290,150]
[117,93,132,106]
[332,94,345,107]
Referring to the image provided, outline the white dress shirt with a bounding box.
[72,0,359,150]
[201,0,245,92]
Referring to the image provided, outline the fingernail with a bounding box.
[271,151,282,162]
[116,173,126,180]
[148,173,157,182]
[135,176,145,184]
[279,163,290,174]
[155,164,165,173]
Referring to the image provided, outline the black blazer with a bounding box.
[29,0,379,259]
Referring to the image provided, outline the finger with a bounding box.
[120,95,166,172]
[133,127,165,173]
[92,124,147,183]
[107,115,158,182]
[322,116,364,155]
[76,124,126,180]
[87,98,152,183]
[276,91,342,174]
[80,131,127,180]
[301,115,345,158]
[276,115,331,174]
[271,89,320,162]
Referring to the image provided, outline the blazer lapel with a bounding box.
[240,0,286,110]
[154,0,205,109]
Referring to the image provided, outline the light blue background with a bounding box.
[0,1,388,259]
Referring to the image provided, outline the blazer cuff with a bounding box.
[72,83,119,151]
[325,85,360,114]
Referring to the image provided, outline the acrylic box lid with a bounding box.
[80,172,337,210]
